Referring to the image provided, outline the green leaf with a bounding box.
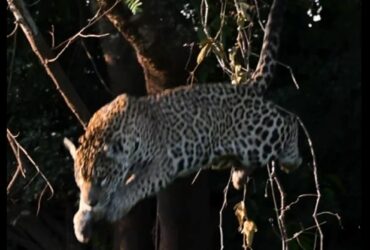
[123,0,143,15]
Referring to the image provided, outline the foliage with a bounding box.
[123,0,143,14]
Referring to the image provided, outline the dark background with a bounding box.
[6,0,361,249]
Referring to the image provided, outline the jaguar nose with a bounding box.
[81,182,99,207]
[82,191,98,207]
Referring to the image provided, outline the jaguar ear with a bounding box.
[63,137,77,160]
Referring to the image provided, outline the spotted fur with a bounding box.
[70,0,301,243]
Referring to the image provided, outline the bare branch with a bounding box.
[22,171,40,191]
[273,164,289,249]
[48,30,110,63]
[37,184,49,215]
[267,163,288,249]
[191,168,203,185]
[286,221,327,242]
[275,61,300,90]
[80,40,114,96]
[214,0,227,41]
[317,211,343,229]
[27,0,41,7]
[48,24,55,48]
[7,130,27,180]
[7,128,54,200]
[7,26,18,92]
[285,194,317,211]
[197,0,232,76]
[79,32,110,38]
[7,21,19,38]
[7,0,91,128]
[250,51,300,90]
[200,0,210,37]
[253,0,266,31]
[219,171,232,250]
[296,116,324,250]
[49,0,121,63]
[7,166,23,194]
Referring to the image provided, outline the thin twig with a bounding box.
[313,230,318,250]
[7,26,18,92]
[214,0,227,40]
[7,21,19,38]
[286,221,327,242]
[296,116,323,250]
[250,51,300,89]
[7,167,23,194]
[253,0,266,31]
[8,0,91,128]
[7,129,54,200]
[22,171,41,191]
[79,33,110,38]
[242,180,248,207]
[27,0,41,7]
[198,0,232,76]
[47,0,121,63]
[317,211,343,229]
[37,184,49,215]
[154,212,160,250]
[276,61,300,90]
[80,40,114,96]
[191,168,202,185]
[285,194,317,211]
[7,129,27,180]
[296,237,306,250]
[183,42,195,72]
[267,163,287,249]
[242,182,248,250]
[49,25,55,48]
[219,171,232,250]
[273,162,288,249]
[200,0,210,37]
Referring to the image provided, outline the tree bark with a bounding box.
[95,0,198,91]
[91,4,146,97]
[112,199,156,250]
[157,173,211,250]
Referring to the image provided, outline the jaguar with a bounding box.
[64,0,301,243]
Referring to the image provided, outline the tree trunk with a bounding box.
[112,199,156,250]
[90,2,155,249]
[92,10,146,97]
[95,1,212,249]
[157,173,211,250]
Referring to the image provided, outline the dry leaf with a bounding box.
[234,201,258,249]
[243,220,258,248]
[197,42,212,64]
[234,201,247,232]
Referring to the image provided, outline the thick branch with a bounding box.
[7,0,90,128]
[96,0,197,93]
[89,0,146,96]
